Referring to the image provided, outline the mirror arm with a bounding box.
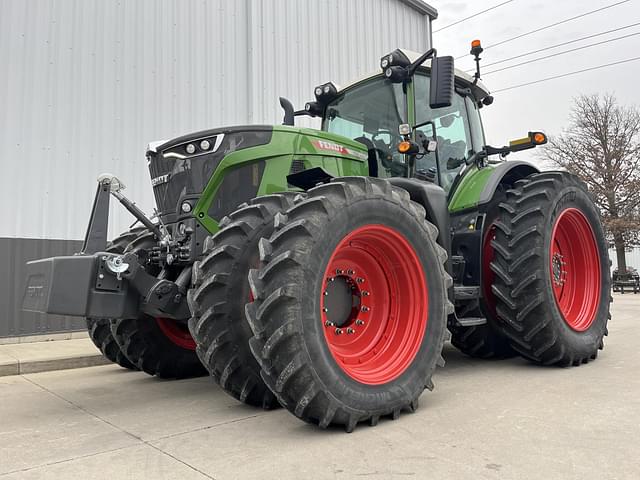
[407,48,437,77]
[465,149,488,166]
[467,145,512,166]
[485,145,511,156]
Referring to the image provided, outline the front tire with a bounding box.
[110,230,205,378]
[490,172,611,366]
[246,177,452,432]
[188,194,296,408]
[111,315,206,378]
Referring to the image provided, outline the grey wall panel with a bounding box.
[0,238,85,337]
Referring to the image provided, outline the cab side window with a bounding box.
[413,73,475,192]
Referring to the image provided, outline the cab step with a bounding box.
[455,317,487,327]
[454,285,480,301]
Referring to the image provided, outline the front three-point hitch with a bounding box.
[23,174,191,321]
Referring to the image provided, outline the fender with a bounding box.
[448,160,540,213]
[477,160,539,206]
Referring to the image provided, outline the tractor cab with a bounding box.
[316,49,491,194]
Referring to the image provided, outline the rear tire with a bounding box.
[449,322,515,359]
[188,194,297,408]
[490,172,611,366]
[247,177,452,432]
[450,210,515,359]
[85,227,144,371]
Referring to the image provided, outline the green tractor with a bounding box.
[24,42,611,432]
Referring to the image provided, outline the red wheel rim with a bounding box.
[482,222,497,315]
[320,224,428,385]
[550,208,601,331]
[156,318,197,350]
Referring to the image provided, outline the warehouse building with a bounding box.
[0,0,437,338]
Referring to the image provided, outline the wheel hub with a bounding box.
[551,252,566,286]
[320,224,428,385]
[323,270,365,332]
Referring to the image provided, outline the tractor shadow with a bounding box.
[439,342,533,374]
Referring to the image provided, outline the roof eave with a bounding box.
[399,0,438,18]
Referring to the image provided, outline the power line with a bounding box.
[482,31,640,75]
[492,56,640,93]
[472,21,640,70]
[433,1,515,33]
[455,0,631,59]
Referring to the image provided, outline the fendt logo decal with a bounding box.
[312,140,367,161]
[151,174,170,187]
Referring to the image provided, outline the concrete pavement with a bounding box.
[1,293,638,479]
[0,337,109,376]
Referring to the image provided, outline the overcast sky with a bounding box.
[428,0,640,165]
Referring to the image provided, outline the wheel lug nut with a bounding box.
[336,269,343,274]
[335,328,343,335]
[347,327,355,334]
[322,307,328,313]
[327,277,335,282]
[323,291,329,296]
[357,277,365,283]
[325,321,335,327]
[360,306,370,312]
[347,269,355,275]
[362,291,370,296]
[355,319,365,326]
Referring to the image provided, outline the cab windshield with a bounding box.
[323,76,408,177]
[322,72,485,192]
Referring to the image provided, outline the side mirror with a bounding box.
[429,56,454,109]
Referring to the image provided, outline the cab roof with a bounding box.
[334,49,491,101]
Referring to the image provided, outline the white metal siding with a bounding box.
[247,0,432,127]
[0,0,432,241]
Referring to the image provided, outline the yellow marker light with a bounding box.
[509,136,531,147]
[471,39,482,48]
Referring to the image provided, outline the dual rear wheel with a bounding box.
[489,172,611,365]
[451,172,610,365]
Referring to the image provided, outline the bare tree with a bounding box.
[542,94,640,272]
